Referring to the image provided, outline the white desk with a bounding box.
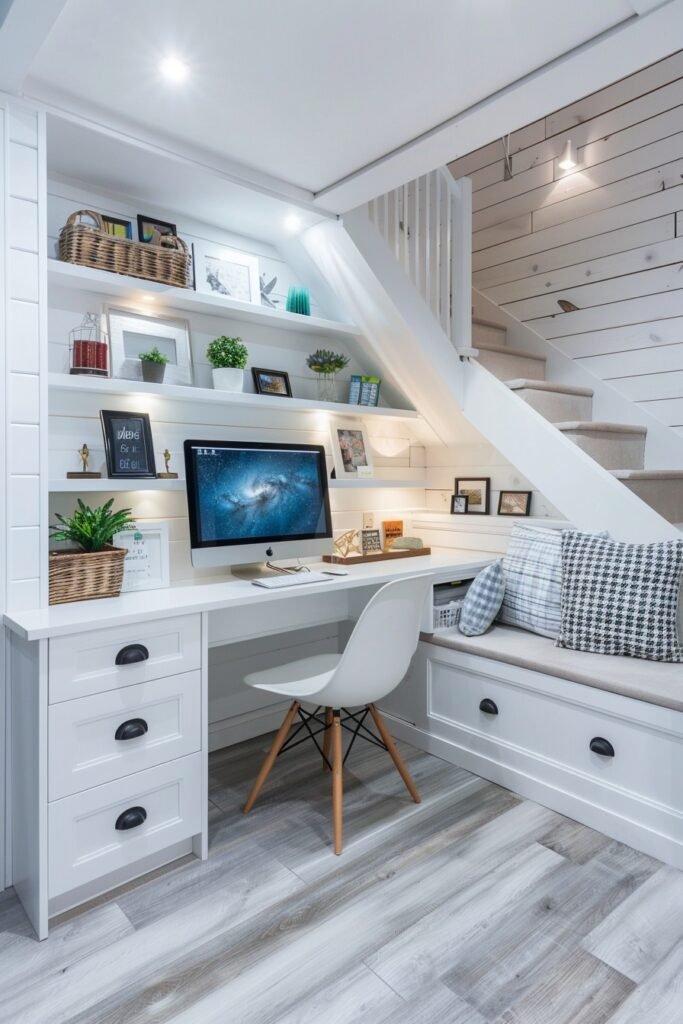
[3,548,491,938]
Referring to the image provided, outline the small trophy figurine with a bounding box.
[157,448,178,479]
[66,442,101,479]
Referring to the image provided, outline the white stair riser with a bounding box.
[473,321,507,348]
[621,479,683,524]
[561,429,646,471]
[514,388,593,423]
[476,349,546,382]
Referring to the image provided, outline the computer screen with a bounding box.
[184,440,332,565]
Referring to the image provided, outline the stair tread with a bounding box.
[475,342,546,361]
[555,421,648,435]
[506,378,593,397]
[472,317,507,332]
[612,470,683,480]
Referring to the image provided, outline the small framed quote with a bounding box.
[454,477,490,515]
[113,520,170,592]
[361,528,382,555]
[100,410,157,478]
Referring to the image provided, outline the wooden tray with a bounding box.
[323,547,431,565]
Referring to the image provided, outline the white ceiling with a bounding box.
[25,0,645,195]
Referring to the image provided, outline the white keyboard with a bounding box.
[251,572,334,589]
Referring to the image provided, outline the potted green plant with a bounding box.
[206,336,249,392]
[306,348,349,402]
[49,498,135,605]
[138,346,169,384]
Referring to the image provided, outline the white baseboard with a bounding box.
[209,702,289,752]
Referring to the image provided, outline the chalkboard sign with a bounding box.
[100,410,157,478]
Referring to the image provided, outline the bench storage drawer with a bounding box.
[49,614,202,702]
[49,671,202,799]
[48,753,202,897]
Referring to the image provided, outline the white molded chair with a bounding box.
[242,574,432,854]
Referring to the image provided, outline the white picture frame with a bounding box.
[193,241,260,304]
[113,520,170,592]
[329,418,374,478]
[106,305,194,386]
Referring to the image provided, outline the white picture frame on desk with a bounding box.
[106,305,194,386]
[113,520,170,592]
[329,418,374,479]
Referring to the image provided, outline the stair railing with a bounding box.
[367,168,473,356]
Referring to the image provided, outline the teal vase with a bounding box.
[286,286,311,316]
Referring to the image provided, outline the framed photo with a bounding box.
[194,240,260,304]
[450,494,469,514]
[361,528,382,555]
[498,490,532,516]
[329,419,374,478]
[455,477,490,515]
[106,305,193,386]
[103,216,133,240]
[137,215,177,243]
[251,367,292,397]
[100,410,156,478]
[113,520,170,592]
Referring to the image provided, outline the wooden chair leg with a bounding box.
[243,701,300,814]
[331,711,344,854]
[368,703,421,804]
[322,707,333,770]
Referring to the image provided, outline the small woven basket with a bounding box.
[58,210,192,288]
[49,545,128,605]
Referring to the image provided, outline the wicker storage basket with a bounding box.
[59,210,192,288]
[49,545,128,605]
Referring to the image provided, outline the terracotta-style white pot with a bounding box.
[212,367,244,392]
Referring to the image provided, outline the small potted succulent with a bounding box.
[49,498,135,604]
[207,335,248,392]
[138,346,169,384]
[306,348,350,402]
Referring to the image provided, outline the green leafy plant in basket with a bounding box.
[51,498,135,553]
[206,336,248,369]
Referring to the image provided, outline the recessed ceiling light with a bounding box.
[159,55,189,83]
[284,214,302,233]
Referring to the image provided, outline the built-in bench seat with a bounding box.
[381,624,683,870]
[424,624,683,712]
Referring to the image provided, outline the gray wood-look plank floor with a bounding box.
[1,733,681,1024]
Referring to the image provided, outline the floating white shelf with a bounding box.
[49,477,428,493]
[47,373,419,421]
[48,259,363,340]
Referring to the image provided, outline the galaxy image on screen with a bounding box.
[192,446,327,544]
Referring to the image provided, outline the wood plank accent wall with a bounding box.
[449,50,683,440]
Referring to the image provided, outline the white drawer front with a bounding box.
[49,614,202,702]
[49,671,202,800]
[49,753,202,897]
[427,652,683,812]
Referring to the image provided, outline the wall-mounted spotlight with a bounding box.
[558,139,577,171]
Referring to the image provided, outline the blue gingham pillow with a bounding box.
[459,561,505,636]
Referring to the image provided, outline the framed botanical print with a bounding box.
[106,305,193,386]
[454,477,490,515]
[329,419,374,478]
[193,241,260,304]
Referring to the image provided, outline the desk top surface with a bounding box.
[4,549,493,642]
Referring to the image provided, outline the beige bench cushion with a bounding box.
[424,625,683,713]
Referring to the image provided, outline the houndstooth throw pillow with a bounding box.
[459,560,505,637]
[558,532,683,662]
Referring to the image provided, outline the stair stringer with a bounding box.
[306,209,679,542]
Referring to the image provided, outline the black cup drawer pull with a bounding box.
[590,737,615,758]
[115,718,149,742]
[115,806,147,831]
[115,643,149,666]
[479,698,499,716]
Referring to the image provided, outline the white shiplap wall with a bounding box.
[450,49,683,440]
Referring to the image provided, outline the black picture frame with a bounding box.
[100,410,157,478]
[498,490,532,516]
[251,367,293,398]
[102,216,133,240]
[137,215,177,244]
[454,477,491,515]
[450,494,469,514]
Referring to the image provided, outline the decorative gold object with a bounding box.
[66,442,101,479]
[333,529,361,558]
[157,448,178,479]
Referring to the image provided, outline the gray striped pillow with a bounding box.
[499,524,568,638]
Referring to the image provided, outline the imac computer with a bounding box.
[184,440,333,575]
